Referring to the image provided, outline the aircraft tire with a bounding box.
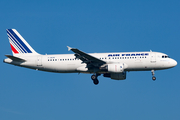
[93,79,99,85]
[91,75,97,80]
[152,76,156,81]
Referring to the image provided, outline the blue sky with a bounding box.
[0,0,180,120]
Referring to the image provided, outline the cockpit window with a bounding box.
[162,55,170,58]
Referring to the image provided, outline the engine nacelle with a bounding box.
[108,63,124,73]
[103,72,126,80]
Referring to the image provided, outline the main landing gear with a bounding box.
[151,70,156,81]
[91,73,101,85]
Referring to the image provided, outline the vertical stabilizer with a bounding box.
[6,29,39,56]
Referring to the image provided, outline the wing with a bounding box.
[67,46,106,68]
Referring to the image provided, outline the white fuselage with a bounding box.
[4,51,177,74]
[4,29,177,84]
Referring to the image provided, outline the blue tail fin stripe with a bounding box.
[7,29,28,53]
[7,29,32,53]
[8,35,24,53]
[7,32,26,53]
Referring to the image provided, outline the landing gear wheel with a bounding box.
[91,74,101,85]
[91,75,96,80]
[151,70,156,81]
[152,76,156,81]
[93,79,99,85]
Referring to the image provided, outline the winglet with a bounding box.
[67,46,72,51]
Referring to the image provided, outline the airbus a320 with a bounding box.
[4,29,177,85]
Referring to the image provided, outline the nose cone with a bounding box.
[171,59,177,67]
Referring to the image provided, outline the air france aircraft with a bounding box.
[4,29,177,85]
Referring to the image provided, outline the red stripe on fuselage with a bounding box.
[10,44,19,54]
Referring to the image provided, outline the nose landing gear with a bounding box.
[91,73,101,85]
[151,70,156,81]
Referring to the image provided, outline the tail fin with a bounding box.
[6,29,39,56]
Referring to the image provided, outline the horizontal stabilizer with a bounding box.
[5,55,26,62]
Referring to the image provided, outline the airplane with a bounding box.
[3,29,177,85]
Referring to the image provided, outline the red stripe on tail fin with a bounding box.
[10,44,19,54]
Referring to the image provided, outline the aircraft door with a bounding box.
[150,53,156,63]
[37,56,42,66]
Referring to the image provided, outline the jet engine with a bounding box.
[107,63,124,73]
[103,72,126,80]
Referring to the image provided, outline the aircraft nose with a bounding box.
[171,59,177,67]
